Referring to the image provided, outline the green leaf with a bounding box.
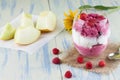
[79,5,120,12]
[94,5,118,10]
[79,5,93,10]
[104,6,120,15]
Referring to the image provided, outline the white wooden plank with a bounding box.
[0,49,23,80]
[0,43,62,80]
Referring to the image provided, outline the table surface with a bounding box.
[0,0,120,80]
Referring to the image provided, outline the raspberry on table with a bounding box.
[64,70,72,78]
[52,57,61,64]
[77,56,84,63]
[52,48,60,55]
[98,60,106,67]
[86,61,93,69]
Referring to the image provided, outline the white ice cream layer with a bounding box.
[72,29,110,48]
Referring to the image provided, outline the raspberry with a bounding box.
[87,18,96,27]
[98,60,106,67]
[52,48,60,55]
[97,15,105,20]
[86,61,93,69]
[80,13,87,20]
[64,71,72,78]
[52,57,61,64]
[77,56,84,63]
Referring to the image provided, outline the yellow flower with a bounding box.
[63,10,78,34]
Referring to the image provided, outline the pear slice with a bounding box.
[21,12,34,28]
[36,11,57,32]
[14,27,40,45]
[0,23,16,40]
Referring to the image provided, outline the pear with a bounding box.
[0,23,16,40]
[14,27,40,45]
[36,11,57,32]
[21,12,34,28]
[14,12,41,45]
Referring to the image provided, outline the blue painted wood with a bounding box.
[42,44,51,74]
[29,3,34,14]
[66,0,74,10]
[1,0,7,9]
[18,50,22,61]
[1,49,8,68]
[10,0,16,16]
[87,0,93,5]
[79,0,84,5]
[86,72,101,80]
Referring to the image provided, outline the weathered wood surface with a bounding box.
[0,0,120,80]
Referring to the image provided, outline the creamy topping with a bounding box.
[72,29,110,48]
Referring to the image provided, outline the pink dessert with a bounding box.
[72,13,110,57]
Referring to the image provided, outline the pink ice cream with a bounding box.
[72,13,110,57]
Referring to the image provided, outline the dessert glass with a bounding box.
[72,12,110,57]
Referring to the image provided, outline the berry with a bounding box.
[52,57,61,64]
[77,56,84,63]
[87,18,96,27]
[98,60,106,67]
[64,71,72,78]
[52,48,60,55]
[97,15,105,20]
[86,61,93,69]
[80,13,87,20]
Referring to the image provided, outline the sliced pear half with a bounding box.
[0,23,16,40]
[36,11,57,32]
[14,27,40,45]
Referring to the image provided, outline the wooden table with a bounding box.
[0,0,120,80]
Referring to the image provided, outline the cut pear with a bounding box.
[21,12,34,28]
[0,23,16,40]
[14,27,40,45]
[36,11,57,31]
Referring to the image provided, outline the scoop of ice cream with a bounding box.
[73,13,109,38]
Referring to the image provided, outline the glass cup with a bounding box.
[72,11,111,57]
